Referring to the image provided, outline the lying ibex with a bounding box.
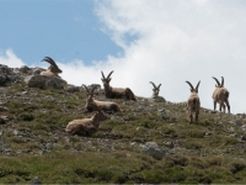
[212,76,230,113]
[65,111,108,135]
[83,84,120,113]
[149,81,161,98]
[40,56,62,77]
[101,71,136,101]
[186,81,201,123]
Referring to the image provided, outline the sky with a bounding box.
[0,0,246,113]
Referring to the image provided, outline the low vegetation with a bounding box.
[0,81,246,183]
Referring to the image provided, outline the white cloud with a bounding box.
[59,60,102,86]
[91,0,246,113]
[0,49,25,68]
[1,1,246,114]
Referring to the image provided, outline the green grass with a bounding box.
[0,83,246,183]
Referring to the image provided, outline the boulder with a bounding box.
[153,96,166,102]
[18,65,32,74]
[66,84,81,93]
[0,115,8,125]
[25,75,67,89]
[0,64,18,86]
[140,141,167,160]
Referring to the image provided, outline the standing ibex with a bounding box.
[186,81,201,123]
[101,71,136,101]
[212,76,230,113]
[40,56,62,77]
[149,81,161,98]
[65,111,108,135]
[83,84,120,113]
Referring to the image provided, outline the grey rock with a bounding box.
[0,115,8,124]
[241,135,246,141]
[241,124,246,132]
[140,141,167,160]
[32,68,45,75]
[0,64,18,85]
[31,176,41,185]
[25,75,67,89]
[66,84,80,93]
[153,96,166,102]
[19,65,32,74]
[13,129,18,136]
[87,83,101,90]
[236,113,246,119]
[83,83,102,95]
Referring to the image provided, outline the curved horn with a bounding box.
[42,56,62,73]
[101,71,106,79]
[149,81,157,89]
[107,70,114,79]
[212,76,220,86]
[221,76,224,87]
[185,81,194,90]
[157,83,162,89]
[195,81,201,92]
[90,85,98,94]
[42,56,57,67]
[82,84,90,94]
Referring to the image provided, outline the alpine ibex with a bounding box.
[101,71,136,101]
[40,56,62,77]
[83,84,120,113]
[186,81,201,123]
[149,81,161,98]
[212,76,230,113]
[65,111,108,135]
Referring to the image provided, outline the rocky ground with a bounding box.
[0,64,246,184]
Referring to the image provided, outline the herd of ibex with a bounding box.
[40,56,231,133]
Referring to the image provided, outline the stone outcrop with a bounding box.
[25,75,67,89]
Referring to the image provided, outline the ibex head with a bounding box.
[93,111,108,122]
[212,76,224,88]
[83,84,97,98]
[186,81,201,93]
[149,81,161,97]
[101,70,114,88]
[42,56,62,74]
[82,84,98,111]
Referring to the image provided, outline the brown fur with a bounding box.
[83,84,121,113]
[186,81,201,123]
[212,76,230,113]
[149,81,161,98]
[40,56,62,77]
[101,71,136,101]
[65,111,107,135]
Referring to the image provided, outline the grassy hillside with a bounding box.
[0,80,246,184]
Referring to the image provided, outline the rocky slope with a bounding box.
[0,64,246,184]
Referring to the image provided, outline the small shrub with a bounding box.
[18,113,34,121]
[230,161,246,174]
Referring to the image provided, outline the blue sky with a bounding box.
[1,0,246,113]
[0,0,122,65]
